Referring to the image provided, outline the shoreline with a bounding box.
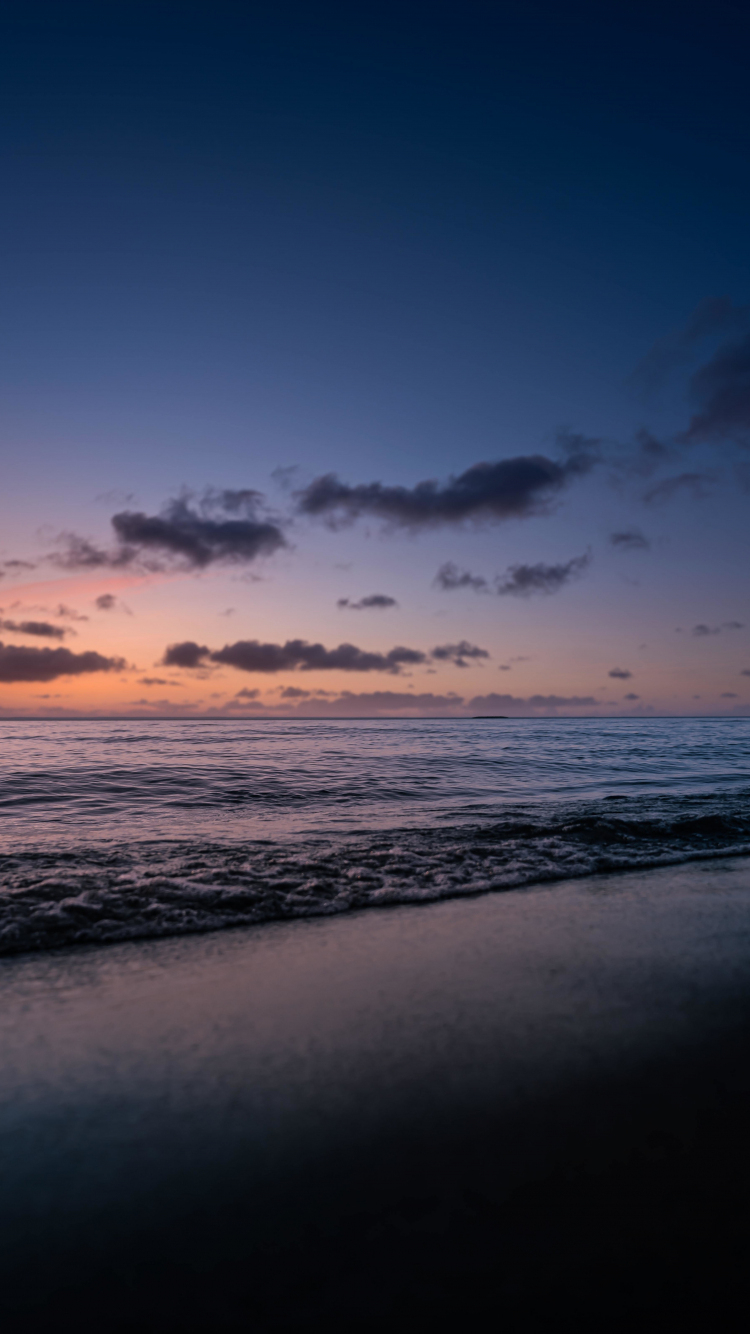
[2,856,750,1329]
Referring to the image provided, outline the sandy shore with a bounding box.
[2,856,750,1330]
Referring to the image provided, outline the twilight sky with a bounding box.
[1,0,749,717]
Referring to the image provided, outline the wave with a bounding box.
[1,794,749,957]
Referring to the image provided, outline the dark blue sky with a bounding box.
[1,1,749,715]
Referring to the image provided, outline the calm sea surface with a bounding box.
[1,717,748,955]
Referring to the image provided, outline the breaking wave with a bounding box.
[2,793,748,957]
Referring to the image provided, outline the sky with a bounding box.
[1,0,749,717]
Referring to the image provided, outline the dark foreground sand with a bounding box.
[2,857,750,1331]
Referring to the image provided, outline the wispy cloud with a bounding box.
[631,297,749,396]
[337,594,398,610]
[678,331,750,445]
[691,621,744,637]
[436,552,590,597]
[643,472,715,504]
[433,564,489,592]
[610,529,650,550]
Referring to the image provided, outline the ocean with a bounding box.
[1,715,749,957]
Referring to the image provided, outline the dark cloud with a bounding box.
[53,491,286,572]
[691,621,743,637]
[0,619,68,640]
[279,687,310,698]
[643,472,715,503]
[436,552,590,598]
[3,559,36,572]
[608,668,633,679]
[162,641,211,668]
[94,593,132,615]
[164,639,428,675]
[212,639,427,674]
[721,692,739,699]
[137,677,182,687]
[741,670,750,677]
[610,529,650,550]
[494,552,590,597]
[631,298,748,396]
[0,643,125,683]
[296,441,599,530]
[235,688,260,699]
[624,693,640,700]
[431,641,490,668]
[337,594,398,610]
[679,331,750,445]
[467,692,600,714]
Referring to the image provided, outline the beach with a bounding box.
[2,854,750,1330]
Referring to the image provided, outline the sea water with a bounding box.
[1,716,748,955]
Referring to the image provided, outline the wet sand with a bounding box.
[2,856,750,1330]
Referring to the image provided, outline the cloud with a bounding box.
[0,619,68,640]
[434,564,489,592]
[137,677,182,687]
[624,693,640,700]
[0,643,125,683]
[162,641,211,668]
[54,604,89,621]
[214,640,427,674]
[742,669,750,677]
[643,472,715,503]
[235,688,260,699]
[3,559,36,572]
[164,638,428,675]
[278,687,310,698]
[608,667,633,679]
[430,641,490,668]
[94,592,132,615]
[219,690,466,716]
[52,490,286,571]
[495,552,590,597]
[610,529,650,550]
[631,298,748,396]
[691,621,744,637]
[337,594,398,610]
[467,692,600,715]
[678,331,750,445]
[296,440,599,530]
[435,552,590,598]
[721,692,739,699]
